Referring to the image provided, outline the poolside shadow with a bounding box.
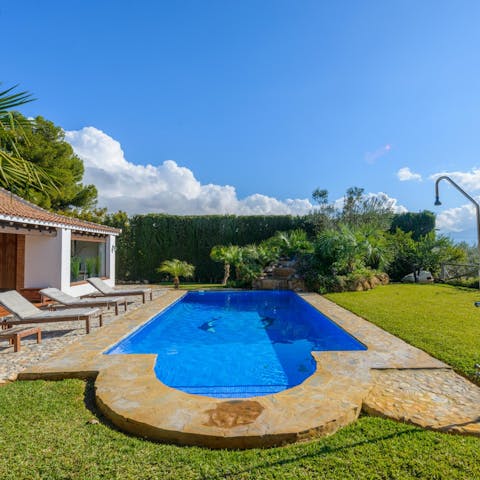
[0,328,77,353]
[39,329,77,339]
[82,379,146,437]
[82,379,115,428]
[209,425,424,479]
[439,417,480,430]
[81,377,424,462]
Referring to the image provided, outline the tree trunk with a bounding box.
[174,276,180,289]
[222,263,230,286]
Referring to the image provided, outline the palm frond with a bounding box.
[0,85,34,112]
[0,149,58,193]
[0,83,57,194]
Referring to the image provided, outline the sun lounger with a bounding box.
[0,290,102,334]
[87,277,153,303]
[0,326,41,352]
[40,288,128,316]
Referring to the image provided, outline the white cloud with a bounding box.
[429,168,480,191]
[397,167,422,182]
[65,126,315,215]
[65,127,407,218]
[435,203,479,235]
[427,168,480,239]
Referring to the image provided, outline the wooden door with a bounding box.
[0,233,25,291]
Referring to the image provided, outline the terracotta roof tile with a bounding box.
[0,188,120,235]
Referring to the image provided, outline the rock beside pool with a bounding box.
[401,270,434,284]
[333,273,389,292]
[253,260,306,291]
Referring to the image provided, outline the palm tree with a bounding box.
[273,229,313,258]
[257,241,280,267]
[210,245,242,285]
[0,84,57,193]
[315,225,363,274]
[156,259,195,289]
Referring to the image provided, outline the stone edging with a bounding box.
[19,291,480,447]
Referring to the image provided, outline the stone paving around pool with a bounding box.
[12,291,480,448]
[0,287,166,383]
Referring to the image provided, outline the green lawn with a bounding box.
[0,380,479,479]
[326,283,480,380]
[1,283,480,479]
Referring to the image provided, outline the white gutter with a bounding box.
[0,213,121,236]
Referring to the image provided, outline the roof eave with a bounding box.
[0,213,121,236]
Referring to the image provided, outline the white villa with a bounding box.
[0,188,120,300]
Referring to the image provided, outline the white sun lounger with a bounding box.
[0,290,102,334]
[87,277,153,303]
[40,288,128,316]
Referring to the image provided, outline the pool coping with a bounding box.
[18,290,458,448]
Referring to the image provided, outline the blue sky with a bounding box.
[4,1,480,240]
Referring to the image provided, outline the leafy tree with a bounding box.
[310,186,396,232]
[414,233,466,278]
[387,229,466,281]
[385,229,418,281]
[156,259,195,289]
[312,188,329,205]
[0,84,57,193]
[456,242,480,265]
[390,211,436,240]
[58,207,128,228]
[12,114,97,210]
[341,187,365,226]
[310,188,335,231]
[341,187,395,230]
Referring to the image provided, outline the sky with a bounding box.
[4,1,480,241]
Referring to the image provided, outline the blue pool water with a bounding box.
[107,291,366,398]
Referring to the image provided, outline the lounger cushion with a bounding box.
[0,291,40,318]
[40,288,125,306]
[23,308,100,320]
[0,291,100,320]
[87,277,151,295]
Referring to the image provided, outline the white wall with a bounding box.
[24,231,64,288]
[59,229,71,291]
[24,228,117,296]
[106,235,116,283]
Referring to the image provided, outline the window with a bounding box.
[71,239,107,282]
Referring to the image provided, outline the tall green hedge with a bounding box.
[116,214,310,282]
[390,210,436,240]
[114,211,436,283]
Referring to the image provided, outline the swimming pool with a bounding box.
[107,290,366,398]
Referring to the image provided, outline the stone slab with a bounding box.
[364,369,480,436]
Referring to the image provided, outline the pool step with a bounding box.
[175,384,292,398]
